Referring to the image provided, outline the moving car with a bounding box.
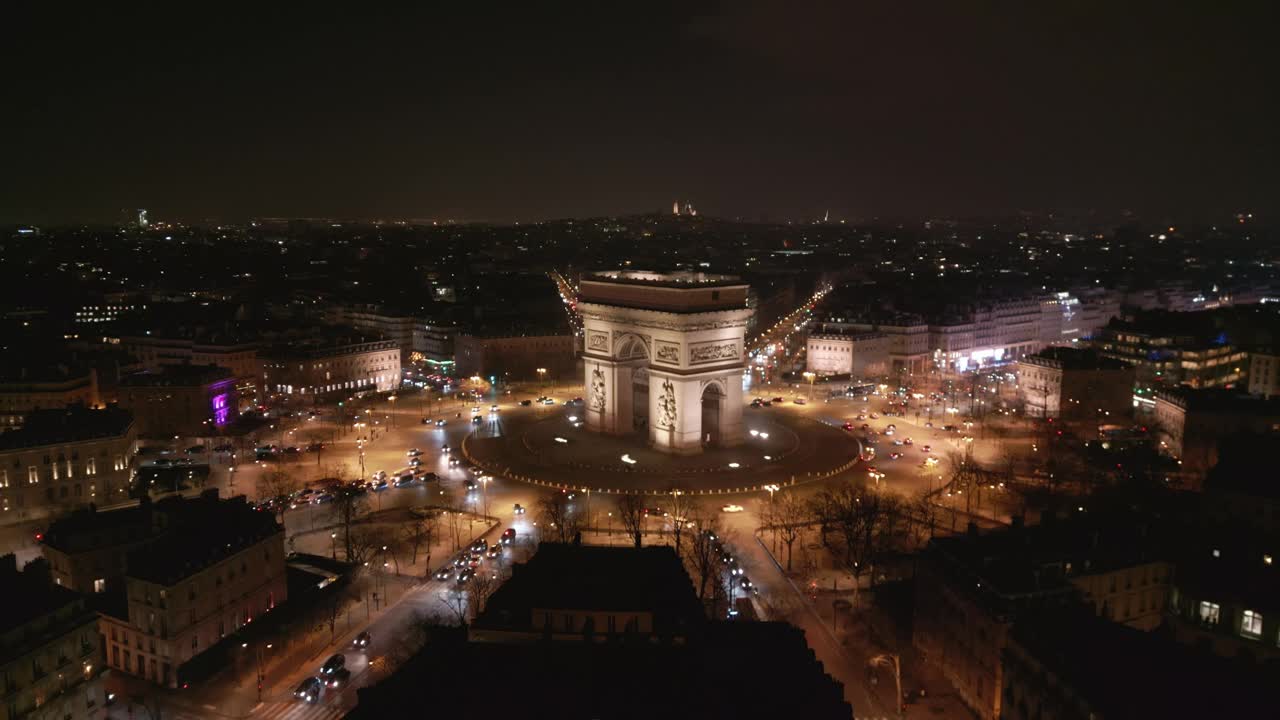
[464,479,478,491]
[487,545,501,559]
[501,528,517,544]
[435,566,454,581]
[470,539,488,554]
[471,415,482,425]
[320,654,346,675]
[513,503,526,515]
[435,419,446,427]
[449,456,462,468]
[520,399,533,406]
[295,677,323,703]
[739,575,755,592]
[406,448,421,457]
[794,398,806,405]
[372,470,388,481]
[456,568,475,584]
[324,668,351,689]
[394,474,415,487]
[490,404,499,412]
[353,631,371,648]
[409,457,422,467]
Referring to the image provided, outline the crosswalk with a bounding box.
[253,699,347,720]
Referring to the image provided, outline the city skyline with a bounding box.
[4,2,1278,225]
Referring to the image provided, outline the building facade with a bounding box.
[1015,347,1134,422]
[96,495,286,687]
[1248,348,1280,399]
[0,558,107,720]
[805,330,889,377]
[0,407,137,519]
[262,339,400,397]
[454,334,576,381]
[118,335,260,407]
[118,366,238,439]
[0,367,99,430]
[1153,389,1280,482]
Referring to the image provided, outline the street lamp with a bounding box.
[802,371,816,402]
[330,532,337,560]
[388,395,396,427]
[869,653,904,718]
[536,367,548,392]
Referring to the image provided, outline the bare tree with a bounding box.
[468,570,500,617]
[255,470,300,522]
[345,526,381,565]
[615,494,646,548]
[683,510,725,603]
[332,483,369,560]
[666,489,695,555]
[910,489,939,547]
[438,587,469,626]
[773,490,812,572]
[536,491,581,544]
[402,511,439,568]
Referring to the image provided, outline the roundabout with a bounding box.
[463,403,863,495]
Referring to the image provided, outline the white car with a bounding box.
[490,404,499,413]
[372,470,387,481]
[406,448,421,457]
[721,504,745,513]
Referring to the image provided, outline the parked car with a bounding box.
[212,444,235,453]
[184,445,205,454]
[520,399,533,406]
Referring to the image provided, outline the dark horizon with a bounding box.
[4,2,1277,225]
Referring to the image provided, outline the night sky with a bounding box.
[4,2,1276,224]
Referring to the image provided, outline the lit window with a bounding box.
[27,466,38,484]
[1242,610,1263,638]
[1199,601,1221,625]
[94,578,106,593]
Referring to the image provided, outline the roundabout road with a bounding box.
[463,401,862,495]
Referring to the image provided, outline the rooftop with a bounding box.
[0,558,86,638]
[1154,387,1280,414]
[583,270,746,289]
[120,364,234,387]
[475,544,704,632]
[1009,608,1278,717]
[0,406,134,451]
[926,511,1168,613]
[123,493,282,586]
[1020,346,1132,371]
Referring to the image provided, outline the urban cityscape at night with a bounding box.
[2,4,1279,720]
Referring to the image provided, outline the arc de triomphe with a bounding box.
[579,271,752,455]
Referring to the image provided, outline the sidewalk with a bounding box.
[751,534,976,720]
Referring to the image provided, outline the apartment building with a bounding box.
[0,365,99,430]
[95,493,286,687]
[1016,347,1134,422]
[118,365,238,439]
[1153,388,1280,482]
[454,332,575,381]
[262,337,400,397]
[0,407,137,519]
[0,557,107,720]
[805,329,889,377]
